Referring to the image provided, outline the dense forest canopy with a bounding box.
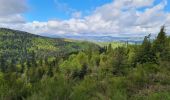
[0,27,170,100]
[0,28,100,68]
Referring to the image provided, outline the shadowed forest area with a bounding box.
[0,26,170,100]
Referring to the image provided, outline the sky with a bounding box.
[0,0,170,37]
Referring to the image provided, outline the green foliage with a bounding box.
[135,35,157,64]
[28,75,74,100]
[96,42,125,49]
[153,26,167,53]
[0,27,170,100]
[153,26,170,61]
[132,92,170,100]
[0,28,100,69]
[112,47,128,75]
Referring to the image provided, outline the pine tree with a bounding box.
[153,26,167,52]
[136,35,157,64]
[153,26,169,60]
[112,47,128,75]
[31,51,37,67]
[107,43,113,54]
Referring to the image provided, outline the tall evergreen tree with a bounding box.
[153,26,167,53]
[30,51,37,67]
[112,47,128,75]
[153,26,170,60]
[136,35,157,64]
[107,43,113,54]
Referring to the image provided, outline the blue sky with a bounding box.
[0,0,170,37]
[24,0,170,22]
[25,0,112,21]
[155,0,170,11]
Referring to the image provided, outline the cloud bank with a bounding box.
[0,0,170,37]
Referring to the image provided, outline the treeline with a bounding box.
[0,27,170,100]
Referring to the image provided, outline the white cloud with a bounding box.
[1,0,170,37]
[131,0,154,8]
[71,11,82,18]
[0,14,25,23]
[0,0,27,24]
[0,0,27,16]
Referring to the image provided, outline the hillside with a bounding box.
[0,28,100,63]
[0,27,170,100]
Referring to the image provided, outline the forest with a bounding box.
[0,26,170,100]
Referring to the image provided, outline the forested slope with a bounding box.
[0,28,100,64]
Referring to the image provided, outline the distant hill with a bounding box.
[0,28,100,63]
[95,42,126,49]
[41,34,144,43]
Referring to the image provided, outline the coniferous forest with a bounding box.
[0,26,170,100]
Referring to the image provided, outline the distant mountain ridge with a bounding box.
[40,33,144,43]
